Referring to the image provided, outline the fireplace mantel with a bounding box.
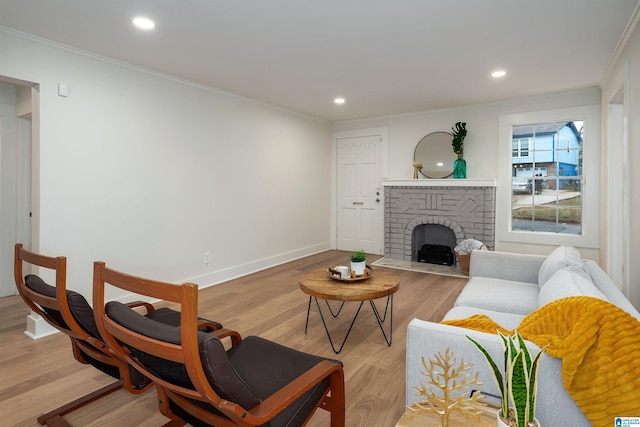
[382,179,496,187]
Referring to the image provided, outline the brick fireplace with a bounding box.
[382,180,496,262]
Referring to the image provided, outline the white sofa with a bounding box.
[405,246,640,427]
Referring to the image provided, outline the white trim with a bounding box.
[497,105,600,248]
[623,61,632,296]
[607,100,624,288]
[382,179,495,187]
[195,242,330,289]
[24,311,59,339]
[16,117,31,250]
[601,2,640,85]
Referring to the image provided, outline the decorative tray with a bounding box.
[327,266,372,282]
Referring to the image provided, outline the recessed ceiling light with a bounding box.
[491,70,507,78]
[133,16,155,30]
[334,97,345,105]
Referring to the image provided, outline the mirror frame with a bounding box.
[414,131,456,179]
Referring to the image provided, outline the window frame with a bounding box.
[496,105,600,248]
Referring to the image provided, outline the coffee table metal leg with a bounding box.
[370,294,393,346]
[311,297,365,354]
[323,299,346,317]
[305,296,312,333]
[305,296,394,354]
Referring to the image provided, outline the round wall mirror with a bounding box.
[414,131,456,179]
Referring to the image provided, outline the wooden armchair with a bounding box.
[93,261,346,427]
[13,243,221,426]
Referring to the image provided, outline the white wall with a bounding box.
[332,89,602,260]
[601,15,640,309]
[0,29,332,302]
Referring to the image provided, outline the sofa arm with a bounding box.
[406,319,506,407]
[469,250,545,284]
[405,318,588,426]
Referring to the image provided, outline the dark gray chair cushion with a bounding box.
[146,307,223,331]
[25,274,101,338]
[105,301,341,427]
[106,301,260,409]
[24,274,152,388]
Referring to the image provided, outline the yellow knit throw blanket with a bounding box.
[442,296,640,426]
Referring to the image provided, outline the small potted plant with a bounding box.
[350,250,367,277]
[467,331,546,427]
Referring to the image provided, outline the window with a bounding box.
[512,138,530,158]
[511,121,583,235]
[497,106,600,248]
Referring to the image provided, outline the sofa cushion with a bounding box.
[538,245,590,288]
[538,266,606,307]
[454,276,539,315]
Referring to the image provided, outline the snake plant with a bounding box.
[451,122,467,154]
[467,331,546,427]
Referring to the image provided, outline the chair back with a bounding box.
[14,243,153,393]
[92,261,250,422]
[93,261,345,427]
[14,243,99,341]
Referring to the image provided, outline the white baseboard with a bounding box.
[192,242,332,289]
[23,311,59,339]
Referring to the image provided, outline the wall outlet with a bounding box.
[204,251,211,265]
[58,84,69,97]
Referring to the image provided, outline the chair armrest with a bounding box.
[210,328,242,346]
[197,320,221,332]
[232,360,343,424]
[126,301,155,314]
[469,250,545,284]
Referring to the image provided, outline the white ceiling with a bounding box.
[1,0,638,122]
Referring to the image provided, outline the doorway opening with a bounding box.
[0,76,38,297]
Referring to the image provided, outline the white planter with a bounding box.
[350,260,366,276]
[497,409,540,427]
[497,410,509,427]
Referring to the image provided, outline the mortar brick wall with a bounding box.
[384,185,496,261]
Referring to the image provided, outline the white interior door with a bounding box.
[336,135,382,254]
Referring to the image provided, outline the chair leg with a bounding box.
[328,370,345,427]
[37,381,122,426]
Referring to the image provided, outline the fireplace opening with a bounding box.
[411,224,456,266]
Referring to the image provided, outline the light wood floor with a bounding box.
[0,250,467,427]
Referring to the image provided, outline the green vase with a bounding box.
[453,155,466,179]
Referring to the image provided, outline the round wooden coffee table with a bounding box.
[300,268,399,354]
